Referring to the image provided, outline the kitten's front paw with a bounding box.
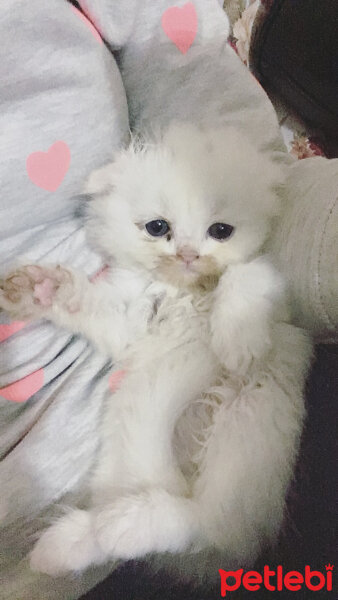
[0,265,75,320]
[210,259,283,373]
[94,490,196,560]
[30,509,103,576]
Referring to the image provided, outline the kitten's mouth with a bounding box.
[180,261,197,273]
[156,256,221,288]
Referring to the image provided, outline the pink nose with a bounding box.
[177,246,200,265]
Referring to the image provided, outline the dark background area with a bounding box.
[250,0,338,157]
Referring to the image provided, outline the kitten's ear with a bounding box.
[85,162,116,196]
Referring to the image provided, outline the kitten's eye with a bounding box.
[145,220,170,237]
[207,223,234,241]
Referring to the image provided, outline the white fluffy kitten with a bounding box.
[0,123,312,576]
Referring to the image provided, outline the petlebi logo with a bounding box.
[219,564,334,596]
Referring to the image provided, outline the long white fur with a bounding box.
[0,123,312,576]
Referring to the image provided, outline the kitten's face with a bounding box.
[86,124,282,288]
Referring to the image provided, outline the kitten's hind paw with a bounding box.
[94,490,197,560]
[30,509,103,576]
[0,265,75,320]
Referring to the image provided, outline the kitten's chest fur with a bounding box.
[151,287,212,340]
[123,281,214,366]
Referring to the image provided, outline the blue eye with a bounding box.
[145,220,170,237]
[208,223,234,240]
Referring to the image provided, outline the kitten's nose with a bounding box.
[177,246,200,265]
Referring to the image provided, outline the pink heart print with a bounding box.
[0,321,26,342]
[161,2,198,54]
[26,141,71,192]
[0,368,44,403]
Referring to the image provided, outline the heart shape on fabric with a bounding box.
[0,369,44,403]
[0,321,26,342]
[26,141,71,192]
[161,2,198,54]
